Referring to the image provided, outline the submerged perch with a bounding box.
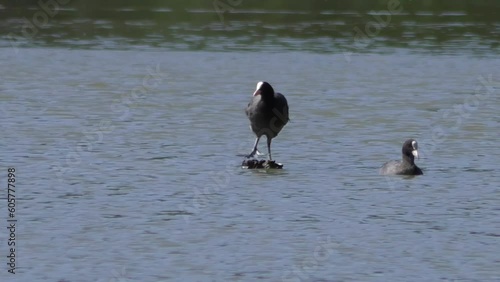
[242,159,283,169]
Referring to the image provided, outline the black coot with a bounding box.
[245,81,289,161]
[380,139,423,175]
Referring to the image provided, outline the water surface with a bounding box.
[1,2,499,282]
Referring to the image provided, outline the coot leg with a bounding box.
[246,136,261,158]
[267,137,272,161]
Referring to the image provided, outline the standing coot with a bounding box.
[245,81,289,161]
[380,139,423,175]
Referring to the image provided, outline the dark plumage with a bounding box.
[380,139,423,175]
[245,81,289,161]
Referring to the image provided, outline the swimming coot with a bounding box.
[380,139,423,175]
[245,81,289,160]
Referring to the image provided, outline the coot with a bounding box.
[380,139,423,175]
[245,81,289,160]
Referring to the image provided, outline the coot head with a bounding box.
[402,139,419,162]
[253,81,275,97]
